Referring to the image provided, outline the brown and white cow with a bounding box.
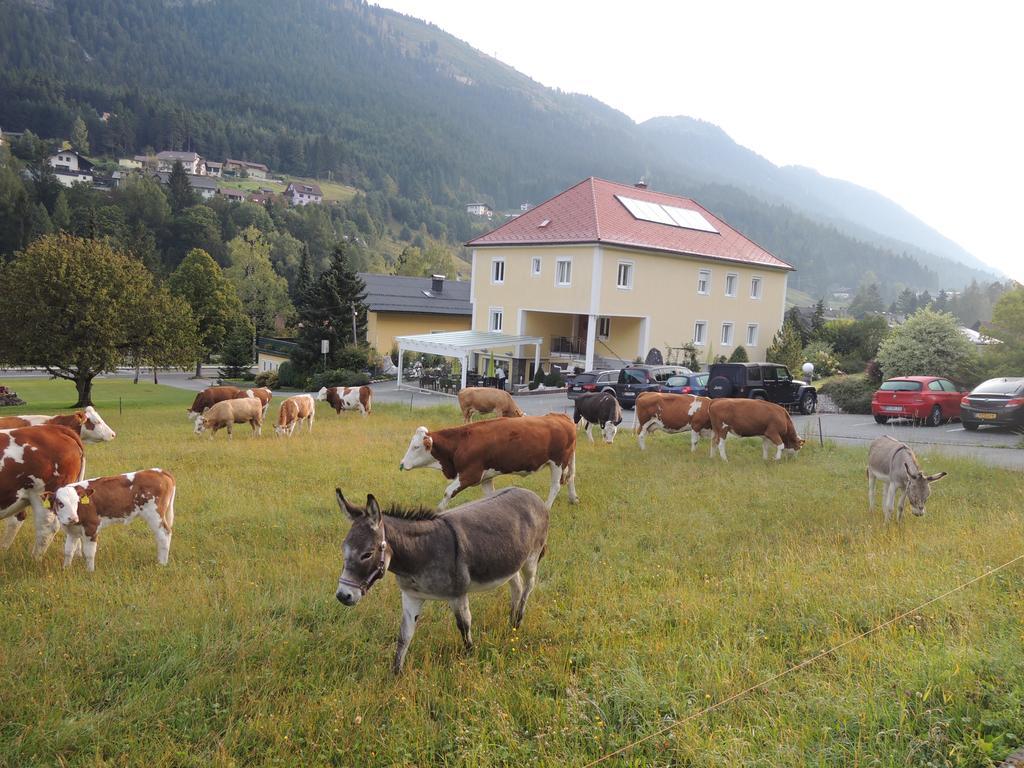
[399,413,579,510]
[317,386,372,417]
[275,394,316,437]
[457,386,524,423]
[0,406,116,444]
[194,397,264,438]
[0,425,85,558]
[635,392,712,452]
[42,469,176,571]
[186,386,244,421]
[708,399,805,461]
[245,387,273,419]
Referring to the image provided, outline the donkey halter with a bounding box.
[339,535,388,595]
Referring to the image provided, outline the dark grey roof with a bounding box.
[357,272,471,316]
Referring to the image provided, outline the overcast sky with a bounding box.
[374,0,1022,283]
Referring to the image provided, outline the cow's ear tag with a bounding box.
[79,496,91,505]
[42,499,51,509]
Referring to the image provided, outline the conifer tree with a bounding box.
[168,159,195,213]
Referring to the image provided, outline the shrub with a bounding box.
[876,308,978,384]
[277,361,301,388]
[309,369,371,390]
[727,345,749,363]
[333,345,372,372]
[544,369,564,387]
[530,364,545,391]
[802,341,841,377]
[819,374,875,414]
[254,370,279,389]
[864,359,883,386]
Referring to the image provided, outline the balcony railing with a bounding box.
[551,336,586,356]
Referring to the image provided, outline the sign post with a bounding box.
[321,339,330,371]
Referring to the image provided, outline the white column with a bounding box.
[534,342,541,376]
[461,355,468,390]
[584,314,597,372]
[397,348,404,389]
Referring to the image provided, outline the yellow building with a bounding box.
[359,273,471,355]
[466,177,793,375]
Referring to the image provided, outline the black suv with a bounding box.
[707,362,817,414]
[611,364,693,408]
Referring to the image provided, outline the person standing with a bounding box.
[495,365,506,390]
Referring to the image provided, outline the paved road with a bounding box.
[6,371,1022,469]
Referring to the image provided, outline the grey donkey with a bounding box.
[867,436,948,521]
[335,487,549,674]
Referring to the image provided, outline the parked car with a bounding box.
[658,372,709,396]
[870,376,967,426]
[566,369,620,401]
[959,377,1024,432]
[706,362,817,414]
[609,364,693,408]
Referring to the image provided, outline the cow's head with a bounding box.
[80,406,116,443]
[273,422,289,437]
[399,426,435,471]
[602,421,619,444]
[194,409,211,435]
[903,462,947,516]
[186,408,200,421]
[335,489,389,607]
[316,387,330,401]
[43,485,95,526]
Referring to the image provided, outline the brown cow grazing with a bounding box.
[0,405,116,443]
[708,399,805,461]
[457,386,525,423]
[194,397,264,438]
[275,394,316,437]
[0,425,85,558]
[186,386,244,421]
[317,385,373,417]
[399,413,579,510]
[42,469,176,571]
[245,387,273,419]
[635,392,712,452]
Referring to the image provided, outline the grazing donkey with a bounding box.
[867,436,947,522]
[334,487,549,674]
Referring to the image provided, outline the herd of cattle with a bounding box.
[0,383,946,670]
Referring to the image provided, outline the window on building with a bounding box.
[616,261,634,289]
[747,324,759,346]
[491,258,505,284]
[697,269,711,295]
[725,273,738,297]
[597,317,611,338]
[489,307,503,332]
[721,322,734,346]
[693,321,707,345]
[556,258,572,286]
[750,276,763,299]
[531,256,541,277]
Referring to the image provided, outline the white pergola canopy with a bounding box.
[395,330,543,391]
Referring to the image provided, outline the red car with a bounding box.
[871,376,968,426]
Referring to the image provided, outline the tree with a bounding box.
[895,287,918,316]
[291,242,367,372]
[766,319,804,372]
[983,286,1024,375]
[727,345,749,363]
[224,226,294,335]
[51,191,71,231]
[71,116,90,153]
[168,248,247,377]
[0,234,152,406]
[785,305,810,346]
[875,308,977,384]
[127,285,199,384]
[811,299,826,339]
[848,283,884,318]
[168,159,195,213]
[218,316,257,379]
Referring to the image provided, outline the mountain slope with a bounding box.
[0,0,992,295]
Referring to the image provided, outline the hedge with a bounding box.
[819,374,875,415]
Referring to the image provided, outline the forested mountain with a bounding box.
[0,0,996,297]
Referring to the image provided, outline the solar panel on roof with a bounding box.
[615,195,719,234]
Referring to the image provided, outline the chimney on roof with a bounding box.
[431,274,444,293]
[634,178,648,190]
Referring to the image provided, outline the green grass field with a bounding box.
[2,379,1023,766]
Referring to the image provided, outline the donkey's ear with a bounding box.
[335,488,362,520]
[926,471,948,483]
[904,461,922,480]
[365,494,382,529]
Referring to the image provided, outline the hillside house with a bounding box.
[466,177,792,377]
[284,182,323,206]
[224,159,269,180]
[156,151,206,175]
[153,171,217,199]
[219,187,246,203]
[118,157,143,171]
[206,161,223,178]
[466,203,493,217]
[358,273,471,355]
[48,149,94,187]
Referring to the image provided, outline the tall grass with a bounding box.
[1,379,1023,766]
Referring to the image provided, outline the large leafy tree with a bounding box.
[127,285,200,384]
[224,226,294,335]
[983,286,1024,375]
[0,234,159,405]
[291,242,367,372]
[168,248,246,377]
[876,308,978,384]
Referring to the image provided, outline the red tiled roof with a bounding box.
[467,177,792,271]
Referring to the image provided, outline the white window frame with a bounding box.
[597,316,611,339]
[725,273,738,298]
[697,269,711,295]
[488,307,503,332]
[750,276,763,299]
[616,260,634,290]
[491,257,505,285]
[555,258,572,287]
[721,322,734,347]
[693,321,707,346]
[747,323,759,346]
[531,256,541,277]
